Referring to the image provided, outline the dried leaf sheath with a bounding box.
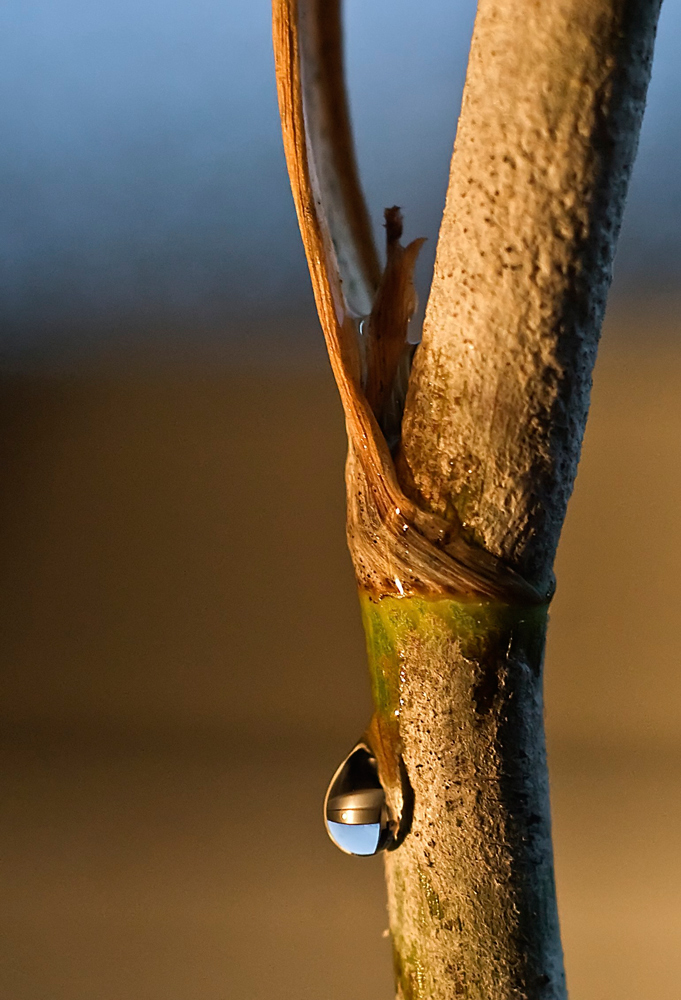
[296,0,381,317]
[272,0,543,603]
[363,207,427,437]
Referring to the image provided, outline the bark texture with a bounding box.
[273,0,544,604]
[363,597,559,999]
[400,0,662,591]
[273,1,662,998]
[385,2,662,997]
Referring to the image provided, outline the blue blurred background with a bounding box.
[1,0,680,366]
[1,4,680,1000]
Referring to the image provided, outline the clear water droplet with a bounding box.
[324,744,394,856]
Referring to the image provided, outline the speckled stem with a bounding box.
[400,0,662,592]
[380,4,661,995]
[362,595,560,999]
[273,1,662,996]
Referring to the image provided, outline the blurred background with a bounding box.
[1,1,680,998]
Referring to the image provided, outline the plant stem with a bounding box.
[362,593,560,998]
[273,1,662,997]
[401,0,663,590]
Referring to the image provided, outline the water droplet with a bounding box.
[324,744,394,856]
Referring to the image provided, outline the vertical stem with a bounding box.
[400,0,662,589]
[273,1,662,997]
[362,595,562,999]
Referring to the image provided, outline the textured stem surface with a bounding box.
[389,4,662,996]
[383,2,662,997]
[362,596,560,999]
[273,1,662,998]
[400,0,662,591]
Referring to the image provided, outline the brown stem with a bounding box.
[273,1,662,998]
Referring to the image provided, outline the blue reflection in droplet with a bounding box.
[327,821,382,856]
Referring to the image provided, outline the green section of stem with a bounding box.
[359,592,550,998]
[360,591,547,732]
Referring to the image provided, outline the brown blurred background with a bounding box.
[2,307,681,999]
[2,1,681,998]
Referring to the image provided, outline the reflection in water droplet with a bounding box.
[324,744,394,856]
[327,822,382,856]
